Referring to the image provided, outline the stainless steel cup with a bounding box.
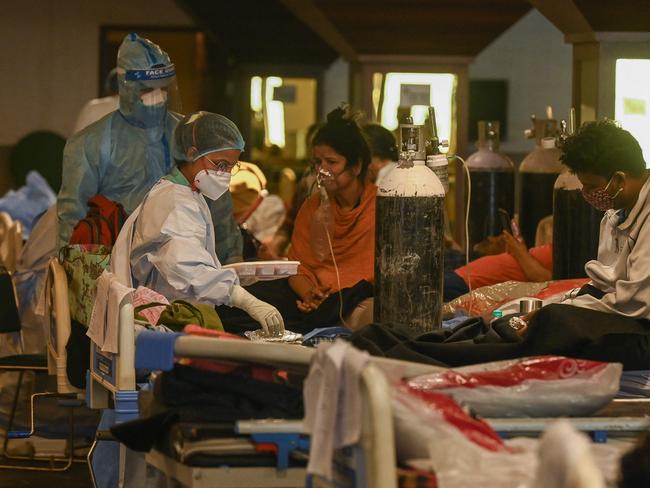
[519,299,543,314]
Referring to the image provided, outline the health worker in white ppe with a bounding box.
[111,111,285,336]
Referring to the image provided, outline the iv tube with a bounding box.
[311,167,347,326]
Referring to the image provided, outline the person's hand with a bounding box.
[473,234,506,256]
[230,285,285,336]
[502,230,528,260]
[296,285,331,313]
[248,302,284,336]
[444,235,462,251]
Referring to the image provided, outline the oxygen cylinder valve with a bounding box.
[524,114,537,139]
[558,120,568,146]
[427,106,440,155]
[399,118,425,163]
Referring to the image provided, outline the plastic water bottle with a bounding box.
[491,309,503,325]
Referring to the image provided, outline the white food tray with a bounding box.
[223,260,300,285]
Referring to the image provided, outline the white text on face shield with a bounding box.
[140,88,168,107]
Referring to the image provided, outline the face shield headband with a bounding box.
[124,64,176,83]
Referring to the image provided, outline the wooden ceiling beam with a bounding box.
[280,0,358,62]
[529,0,595,41]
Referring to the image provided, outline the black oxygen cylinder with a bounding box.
[374,162,446,336]
[466,121,515,249]
[519,172,560,246]
[518,137,563,247]
[468,171,515,246]
[552,172,602,279]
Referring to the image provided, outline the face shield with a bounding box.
[118,64,182,128]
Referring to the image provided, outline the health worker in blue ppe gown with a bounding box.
[111,111,285,337]
[56,33,243,263]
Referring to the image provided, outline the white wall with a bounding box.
[0,0,193,145]
[469,9,572,154]
[322,57,350,116]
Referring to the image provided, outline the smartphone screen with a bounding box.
[510,218,522,240]
[498,208,523,241]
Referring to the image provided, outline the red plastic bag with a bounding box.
[407,356,622,417]
[392,386,617,488]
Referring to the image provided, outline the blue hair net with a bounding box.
[173,111,245,162]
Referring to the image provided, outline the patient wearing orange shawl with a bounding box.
[288,182,376,294]
[287,105,375,314]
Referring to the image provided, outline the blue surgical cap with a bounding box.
[173,111,245,162]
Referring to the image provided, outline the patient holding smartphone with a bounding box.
[443,217,553,301]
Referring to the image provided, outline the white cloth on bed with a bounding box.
[563,177,650,319]
[303,340,369,480]
[87,270,134,353]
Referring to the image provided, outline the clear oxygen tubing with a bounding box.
[315,169,348,328]
[448,154,475,313]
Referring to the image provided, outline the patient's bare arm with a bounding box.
[503,231,552,282]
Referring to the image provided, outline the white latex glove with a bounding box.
[230,285,285,336]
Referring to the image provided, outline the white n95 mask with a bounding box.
[140,88,168,107]
[194,169,231,200]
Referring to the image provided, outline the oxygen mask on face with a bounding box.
[311,167,334,261]
[316,167,334,188]
[318,172,332,207]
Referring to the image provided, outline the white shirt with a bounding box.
[564,175,650,319]
[111,177,239,306]
[72,95,119,134]
[243,195,286,242]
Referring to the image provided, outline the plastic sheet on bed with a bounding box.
[406,356,622,418]
[443,278,591,318]
[392,385,623,488]
[443,281,548,318]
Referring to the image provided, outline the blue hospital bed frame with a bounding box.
[84,296,650,487]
